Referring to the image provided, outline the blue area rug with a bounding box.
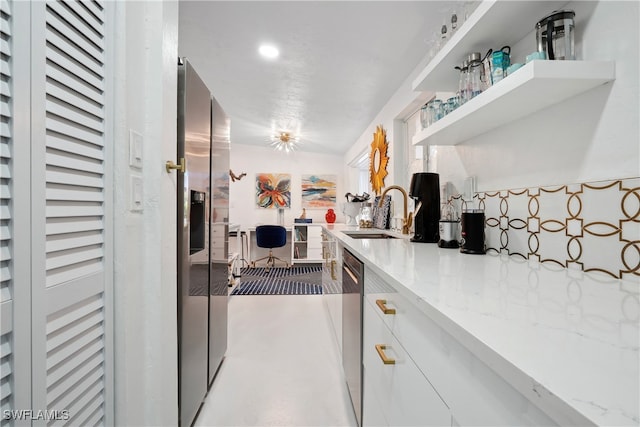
[232,265,323,295]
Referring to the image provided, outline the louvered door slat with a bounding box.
[0,244,9,262]
[46,203,103,218]
[0,266,10,288]
[49,366,103,413]
[45,319,102,371]
[46,231,103,253]
[71,391,104,427]
[0,162,10,179]
[46,347,102,404]
[65,382,104,427]
[0,121,9,138]
[47,309,103,360]
[0,38,9,58]
[0,104,9,121]
[47,1,104,53]
[61,0,104,37]
[47,185,104,202]
[45,48,103,95]
[0,0,10,16]
[0,221,10,240]
[46,80,103,118]
[0,140,9,157]
[45,26,103,88]
[46,339,101,387]
[46,294,102,336]
[0,353,10,381]
[46,217,103,235]
[46,99,104,134]
[46,132,104,161]
[46,116,103,146]
[45,169,103,188]
[47,149,103,174]
[46,246,102,271]
[47,343,102,393]
[46,64,102,105]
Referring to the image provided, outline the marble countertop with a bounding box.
[323,224,639,426]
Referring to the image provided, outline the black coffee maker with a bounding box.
[409,173,440,243]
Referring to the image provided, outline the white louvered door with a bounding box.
[1,0,32,422]
[29,1,112,425]
[0,0,15,416]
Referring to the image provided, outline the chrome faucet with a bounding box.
[379,185,413,235]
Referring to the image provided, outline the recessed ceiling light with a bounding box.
[259,44,279,59]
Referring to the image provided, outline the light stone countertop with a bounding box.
[323,224,639,427]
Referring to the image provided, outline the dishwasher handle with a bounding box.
[343,264,358,284]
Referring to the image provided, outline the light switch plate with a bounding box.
[129,130,143,169]
[130,175,143,212]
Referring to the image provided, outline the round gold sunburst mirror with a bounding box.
[369,125,389,195]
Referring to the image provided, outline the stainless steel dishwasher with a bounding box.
[342,248,363,426]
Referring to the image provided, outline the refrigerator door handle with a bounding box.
[166,157,185,173]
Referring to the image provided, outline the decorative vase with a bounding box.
[325,208,336,224]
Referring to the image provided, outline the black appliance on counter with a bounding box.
[460,210,486,254]
[409,172,440,243]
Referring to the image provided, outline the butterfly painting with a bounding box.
[255,173,291,208]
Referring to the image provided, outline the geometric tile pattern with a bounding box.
[476,178,640,281]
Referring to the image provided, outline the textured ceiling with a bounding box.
[178,1,450,155]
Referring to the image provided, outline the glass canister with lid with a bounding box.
[359,203,374,228]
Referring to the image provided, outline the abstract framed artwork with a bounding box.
[301,174,337,208]
[255,173,291,208]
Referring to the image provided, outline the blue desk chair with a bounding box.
[252,225,290,270]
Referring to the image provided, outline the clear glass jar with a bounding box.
[430,99,443,123]
[359,203,374,228]
[420,103,429,129]
[445,97,458,116]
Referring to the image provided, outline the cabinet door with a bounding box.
[363,366,388,427]
[363,299,450,427]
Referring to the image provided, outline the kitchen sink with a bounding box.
[343,232,398,239]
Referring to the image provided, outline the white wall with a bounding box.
[348,1,639,199]
[113,1,178,425]
[230,144,345,229]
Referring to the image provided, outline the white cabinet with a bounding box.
[363,297,451,427]
[411,0,615,146]
[363,268,557,426]
[293,224,324,262]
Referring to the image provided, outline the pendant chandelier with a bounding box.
[270,131,299,152]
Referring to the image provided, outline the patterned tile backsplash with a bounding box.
[469,178,639,282]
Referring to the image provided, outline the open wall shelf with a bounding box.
[412,0,567,92]
[412,60,615,146]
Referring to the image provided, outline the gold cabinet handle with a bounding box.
[330,260,336,280]
[376,299,396,315]
[166,158,185,173]
[375,344,395,365]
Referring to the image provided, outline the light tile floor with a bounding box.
[195,295,358,427]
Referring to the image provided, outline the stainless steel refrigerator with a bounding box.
[177,58,229,427]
